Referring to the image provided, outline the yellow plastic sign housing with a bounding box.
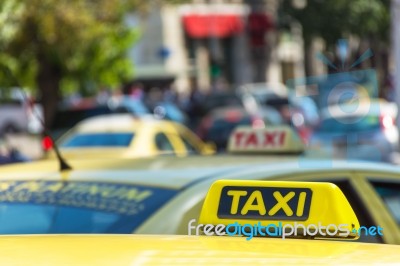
[199,180,360,240]
[227,126,304,154]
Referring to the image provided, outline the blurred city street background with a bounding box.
[1,0,400,163]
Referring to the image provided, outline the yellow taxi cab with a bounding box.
[0,179,399,265]
[43,113,215,159]
[1,125,400,246]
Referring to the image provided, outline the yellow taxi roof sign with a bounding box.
[199,180,360,240]
[227,126,304,154]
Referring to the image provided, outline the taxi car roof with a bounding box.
[1,234,399,265]
[73,113,171,132]
[0,156,399,189]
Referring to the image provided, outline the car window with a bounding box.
[122,98,150,115]
[146,102,183,121]
[61,133,134,147]
[0,180,178,234]
[155,133,175,153]
[160,127,201,155]
[369,181,400,225]
[287,177,382,243]
[178,131,201,154]
[330,180,382,243]
[206,117,252,149]
[204,94,242,111]
[51,106,114,130]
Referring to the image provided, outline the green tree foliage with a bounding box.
[0,0,140,125]
[281,0,390,46]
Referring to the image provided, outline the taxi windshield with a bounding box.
[61,133,135,147]
[0,181,177,234]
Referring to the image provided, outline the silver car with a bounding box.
[308,100,399,162]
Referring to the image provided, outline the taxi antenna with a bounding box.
[18,90,72,172]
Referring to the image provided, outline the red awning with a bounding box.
[248,13,274,47]
[183,14,244,38]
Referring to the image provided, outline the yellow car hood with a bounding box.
[0,235,399,265]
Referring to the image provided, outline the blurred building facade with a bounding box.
[128,0,304,94]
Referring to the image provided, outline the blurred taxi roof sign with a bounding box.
[199,180,360,240]
[227,126,304,154]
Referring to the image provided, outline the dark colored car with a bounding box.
[201,92,243,114]
[197,107,277,151]
[308,101,399,162]
[49,105,118,141]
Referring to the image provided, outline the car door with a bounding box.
[279,171,400,244]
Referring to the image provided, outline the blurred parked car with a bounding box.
[46,97,192,153]
[48,105,118,141]
[263,96,317,143]
[308,99,399,162]
[109,96,188,125]
[49,95,151,139]
[0,98,43,135]
[2,126,400,245]
[107,96,151,116]
[238,82,319,143]
[197,106,283,151]
[238,82,287,111]
[146,101,188,126]
[45,114,215,159]
[291,96,320,127]
[201,92,243,114]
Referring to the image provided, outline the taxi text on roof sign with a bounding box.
[199,180,360,240]
[218,187,312,221]
[227,126,304,154]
